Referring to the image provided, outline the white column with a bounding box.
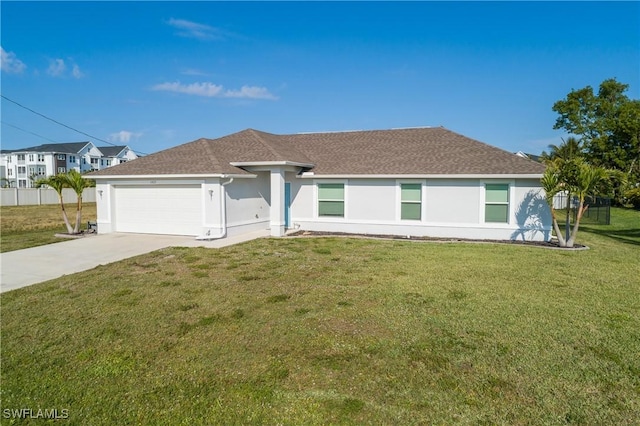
[270,168,285,237]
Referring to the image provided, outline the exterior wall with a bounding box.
[93,174,549,242]
[290,177,551,241]
[425,179,480,223]
[225,172,271,236]
[81,144,103,172]
[95,176,269,237]
[96,178,209,235]
[122,148,138,161]
[288,174,314,220]
[347,179,396,221]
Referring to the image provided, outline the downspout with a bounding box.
[219,177,234,237]
[196,177,234,240]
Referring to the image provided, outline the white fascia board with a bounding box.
[297,174,544,179]
[90,173,255,180]
[230,161,315,168]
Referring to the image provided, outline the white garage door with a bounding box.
[114,185,202,236]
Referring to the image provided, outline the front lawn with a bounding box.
[0,203,96,252]
[1,208,638,424]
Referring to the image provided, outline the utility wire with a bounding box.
[1,94,148,156]
[1,120,59,143]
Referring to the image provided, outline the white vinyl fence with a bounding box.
[0,187,96,206]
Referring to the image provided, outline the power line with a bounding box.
[1,120,59,143]
[0,94,148,156]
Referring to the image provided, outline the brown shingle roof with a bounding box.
[89,127,545,177]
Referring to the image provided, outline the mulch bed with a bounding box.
[54,230,97,239]
[285,230,588,250]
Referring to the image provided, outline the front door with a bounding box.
[284,182,291,228]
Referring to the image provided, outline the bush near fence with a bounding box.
[0,187,96,206]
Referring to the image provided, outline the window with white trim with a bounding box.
[400,183,422,220]
[318,183,344,217]
[58,167,66,174]
[57,154,66,160]
[38,154,45,162]
[485,183,509,223]
[28,154,34,161]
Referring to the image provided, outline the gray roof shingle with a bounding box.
[89,127,546,177]
[5,142,92,154]
[98,146,128,157]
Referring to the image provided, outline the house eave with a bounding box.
[298,173,544,179]
[90,173,255,180]
[230,161,315,168]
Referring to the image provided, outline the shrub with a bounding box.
[624,187,640,209]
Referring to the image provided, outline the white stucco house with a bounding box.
[89,127,551,241]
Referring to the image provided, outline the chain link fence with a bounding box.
[553,193,610,225]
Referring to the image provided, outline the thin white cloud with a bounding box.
[152,81,224,97]
[166,18,223,41]
[224,85,278,100]
[47,58,84,79]
[109,130,142,143]
[151,81,278,100]
[72,63,84,79]
[47,58,66,76]
[0,47,26,74]
[181,68,211,77]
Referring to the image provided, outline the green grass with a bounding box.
[1,208,639,424]
[0,203,96,252]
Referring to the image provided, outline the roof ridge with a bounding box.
[441,128,513,153]
[16,141,93,153]
[246,129,286,160]
[199,138,223,171]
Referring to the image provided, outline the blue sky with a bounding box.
[1,1,638,156]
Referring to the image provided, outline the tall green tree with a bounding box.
[60,170,95,234]
[36,174,74,234]
[552,78,640,203]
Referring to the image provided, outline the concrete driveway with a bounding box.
[0,230,269,293]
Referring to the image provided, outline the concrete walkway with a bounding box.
[0,230,269,293]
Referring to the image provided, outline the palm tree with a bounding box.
[541,137,584,242]
[541,160,609,248]
[36,174,74,234]
[565,163,609,247]
[541,167,566,247]
[61,170,95,233]
[541,136,583,163]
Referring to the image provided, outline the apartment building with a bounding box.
[0,141,138,188]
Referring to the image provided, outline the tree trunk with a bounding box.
[552,219,567,247]
[73,196,83,234]
[566,201,588,248]
[564,191,571,243]
[549,207,567,247]
[59,197,74,234]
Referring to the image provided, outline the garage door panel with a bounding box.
[115,185,202,236]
